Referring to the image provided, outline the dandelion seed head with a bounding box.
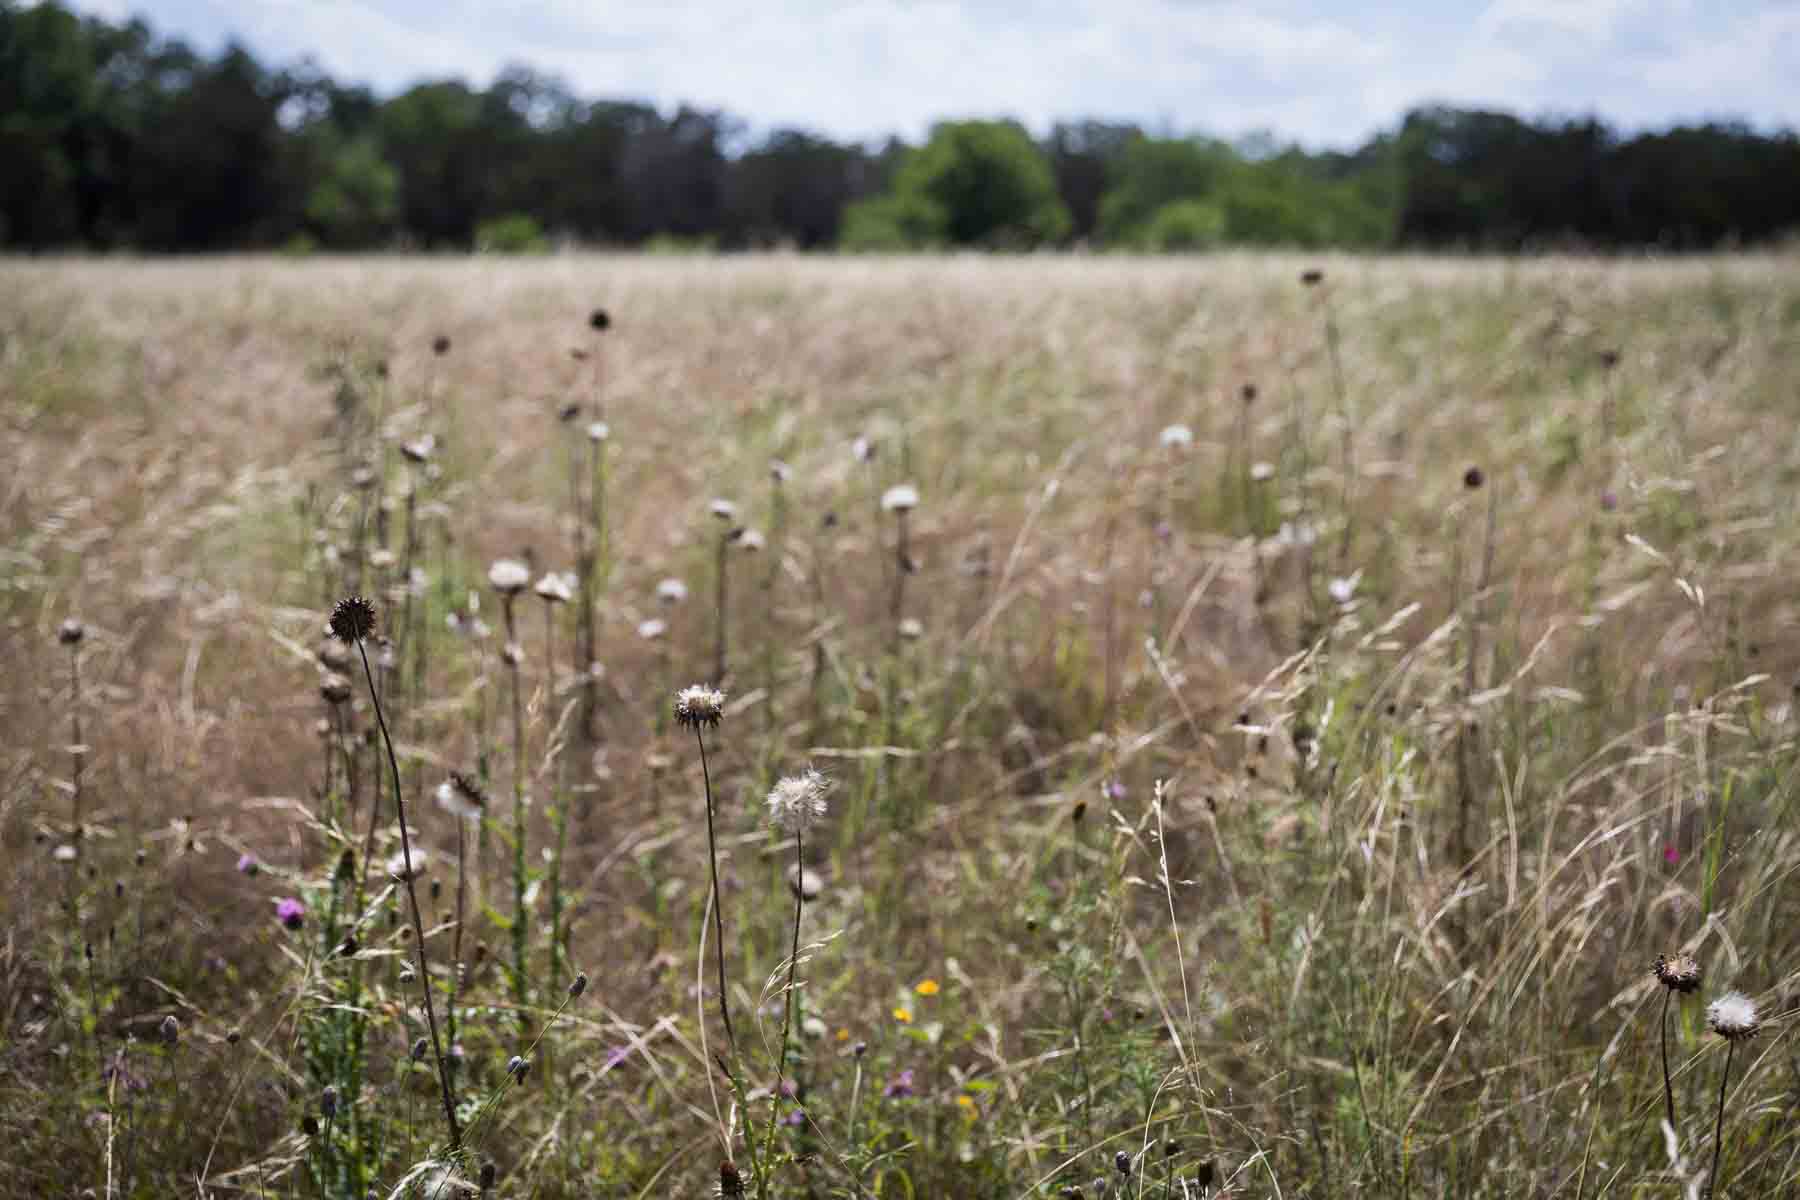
[767,767,831,833]
[328,595,376,643]
[674,684,725,729]
[1707,991,1760,1040]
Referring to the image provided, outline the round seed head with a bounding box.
[58,618,85,646]
[1707,991,1761,1040]
[437,772,487,820]
[507,1054,530,1084]
[674,684,725,729]
[1653,953,1703,994]
[881,483,919,513]
[568,972,588,998]
[329,595,377,643]
[487,559,531,596]
[411,1037,429,1063]
[767,767,831,834]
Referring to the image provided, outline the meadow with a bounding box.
[3,251,1799,1198]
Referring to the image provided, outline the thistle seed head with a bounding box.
[328,595,377,644]
[58,618,85,646]
[767,767,832,834]
[674,684,725,729]
[880,483,920,513]
[1707,991,1761,1041]
[487,559,531,596]
[1653,953,1703,994]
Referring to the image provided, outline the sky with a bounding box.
[67,0,1800,149]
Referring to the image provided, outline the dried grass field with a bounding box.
[4,252,1800,1198]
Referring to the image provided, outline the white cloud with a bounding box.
[63,0,1800,146]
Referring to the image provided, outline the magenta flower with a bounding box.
[1663,844,1680,866]
[275,897,305,930]
[237,853,259,876]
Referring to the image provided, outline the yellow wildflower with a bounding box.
[892,1007,912,1024]
[914,979,940,997]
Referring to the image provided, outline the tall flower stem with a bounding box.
[1660,988,1678,1137]
[1707,1040,1736,1198]
[761,825,805,1188]
[503,596,529,1019]
[67,638,84,834]
[694,725,736,1056]
[351,633,459,1150]
[714,530,731,683]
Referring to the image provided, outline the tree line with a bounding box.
[5,1,1798,253]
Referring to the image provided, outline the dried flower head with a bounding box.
[320,1085,339,1118]
[569,972,588,998]
[898,617,924,641]
[534,571,576,604]
[507,1054,530,1084]
[1158,424,1194,450]
[160,1015,180,1046]
[586,420,609,443]
[436,772,487,820]
[1653,953,1703,994]
[767,768,832,833]
[432,335,452,356]
[590,308,611,331]
[1707,991,1761,1041]
[1300,268,1325,286]
[771,459,793,484]
[674,684,725,729]
[400,435,436,464]
[487,559,531,596]
[1463,465,1485,490]
[58,618,85,646]
[881,484,920,513]
[386,848,428,881]
[737,528,766,553]
[656,578,689,605]
[709,498,737,522]
[329,595,377,643]
[320,673,353,705]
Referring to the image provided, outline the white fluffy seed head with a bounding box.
[656,577,688,605]
[534,571,576,604]
[1707,991,1761,1040]
[487,559,531,595]
[709,498,737,521]
[1158,424,1194,450]
[767,767,832,834]
[881,483,919,513]
[674,684,726,729]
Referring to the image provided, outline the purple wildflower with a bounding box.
[237,853,259,876]
[883,1068,915,1099]
[784,1109,806,1127]
[1664,844,1680,866]
[603,1045,631,1071]
[1103,779,1127,802]
[275,897,305,930]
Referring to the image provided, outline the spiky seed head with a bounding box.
[767,768,831,834]
[1707,991,1761,1040]
[720,1161,745,1199]
[709,498,737,522]
[487,559,531,596]
[881,483,919,513]
[58,618,85,646]
[674,684,725,729]
[320,673,353,705]
[329,595,377,643]
[534,571,575,604]
[569,972,588,998]
[1653,953,1703,994]
[437,772,487,820]
[589,308,611,331]
[1158,424,1194,450]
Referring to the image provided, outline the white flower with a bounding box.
[1158,424,1194,450]
[586,421,610,443]
[1707,991,1761,1040]
[767,768,832,834]
[674,684,726,729]
[636,618,667,641]
[655,578,688,605]
[881,484,920,513]
[534,571,576,604]
[709,498,737,521]
[1327,571,1361,604]
[1249,461,1275,482]
[488,559,531,595]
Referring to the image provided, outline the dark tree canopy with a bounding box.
[2,1,1796,252]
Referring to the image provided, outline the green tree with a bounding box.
[303,135,399,248]
[842,120,1069,249]
[1097,136,1232,245]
